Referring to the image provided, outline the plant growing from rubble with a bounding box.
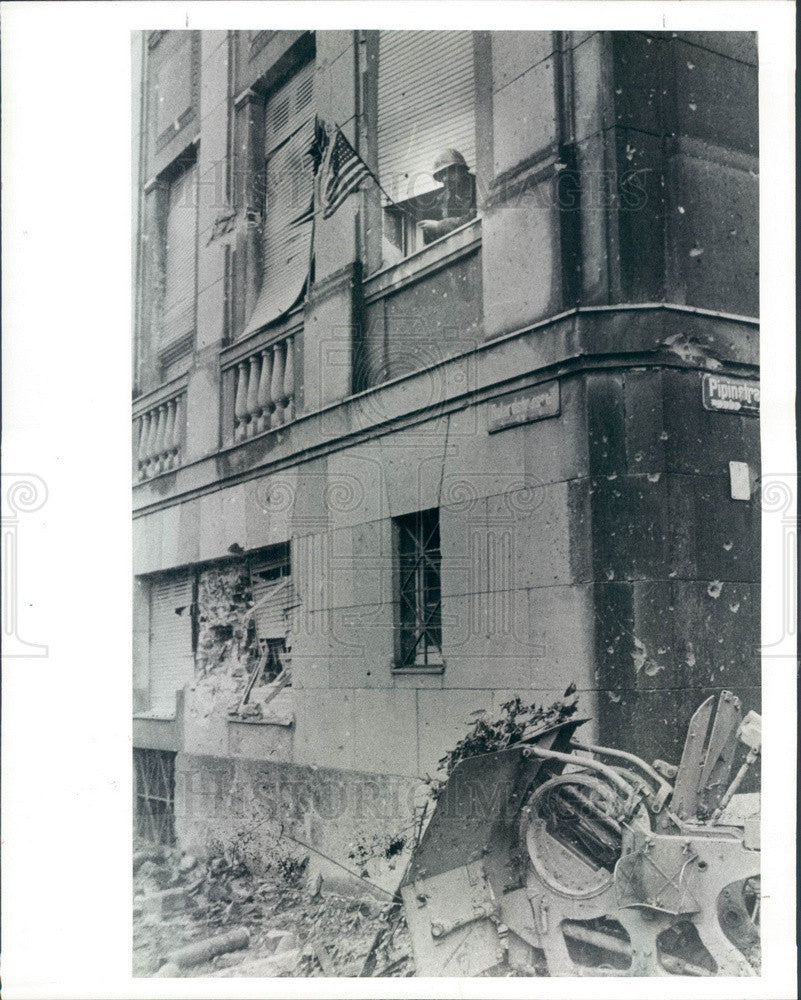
[427,684,580,799]
[347,829,410,879]
[204,827,309,891]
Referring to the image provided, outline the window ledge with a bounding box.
[391,663,445,676]
[227,685,294,727]
[364,217,481,303]
[227,713,294,728]
[133,710,177,722]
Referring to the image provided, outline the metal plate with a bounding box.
[401,863,502,976]
[403,719,586,889]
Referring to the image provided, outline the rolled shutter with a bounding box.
[250,550,294,641]
[149,573,194,714]
[378,31,476,200]
[154,34,192,136]
[244,62,315,335]
[162,162,197,345]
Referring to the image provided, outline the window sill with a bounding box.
[391,663,445,676]
[227,683,293,727]
[227,714,294,728]
[133,710,177,722]
[363,217,481,304]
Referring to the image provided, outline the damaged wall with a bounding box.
[590,362,760,761]
[190,559,256,721]
[174,753,423,896]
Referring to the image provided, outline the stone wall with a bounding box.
[175,753,423,895]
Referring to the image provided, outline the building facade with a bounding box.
[132,30,759,886]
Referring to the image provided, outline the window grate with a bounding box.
[134,749,176,846]
[396,508,442,667]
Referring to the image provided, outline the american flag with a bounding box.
[321,126,371,219]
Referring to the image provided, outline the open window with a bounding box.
[231,543,297,721]
[377,31,477,263]
[249,542,294,684]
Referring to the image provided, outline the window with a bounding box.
[153,34,192,138]
[377,31,477,261]
[244,61,316,335]
[148,30,197,151]
[134,748,176,845]
[148,570,195,715]
[160,157,198,351]
[249,543,294,684]
[395,508,442,667]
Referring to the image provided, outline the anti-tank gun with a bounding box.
[400,690,761,976]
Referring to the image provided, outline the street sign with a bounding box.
[702,374,760,415]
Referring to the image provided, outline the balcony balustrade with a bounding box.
[134,388,186,481]
[225,332,297,444]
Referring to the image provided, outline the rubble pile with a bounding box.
[132,840,413,977]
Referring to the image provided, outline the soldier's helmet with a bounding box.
[432,148,468,182]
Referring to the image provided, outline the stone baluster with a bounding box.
[162,398,176,470]
[133,394,186,481]
[171,395,183,466]
[256,347,274,434]
[271,340,286,427]
[245,353,261,438]
[282,336,295,423]
[144,407,159,475]
[153,404,168,474]
[139,412,150,477]
[234,360,249,441]
[137,413,150,480]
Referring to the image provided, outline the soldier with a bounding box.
[419,148,476,245]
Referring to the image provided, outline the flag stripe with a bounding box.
[320,127,371,219]
[324,167,369,217]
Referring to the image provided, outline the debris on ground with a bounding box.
[133,840,413,977]
[134,687,760,979]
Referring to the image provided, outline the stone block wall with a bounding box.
[588,363,760,760]
[175,753,422,895]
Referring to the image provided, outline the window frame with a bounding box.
[241,58,316,338]
[375,29,479,268]
[393,508,444,670]
[158,149,199,368]
[144,566,198,718]
[134,748,176,846]
[248,541,294,686]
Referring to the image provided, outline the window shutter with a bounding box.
[244,62,315,336]
[149,574,194,714]
[154,34,192,136]
[378,31,476,200]
[250,550,295,641]
[162,162,197,345]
